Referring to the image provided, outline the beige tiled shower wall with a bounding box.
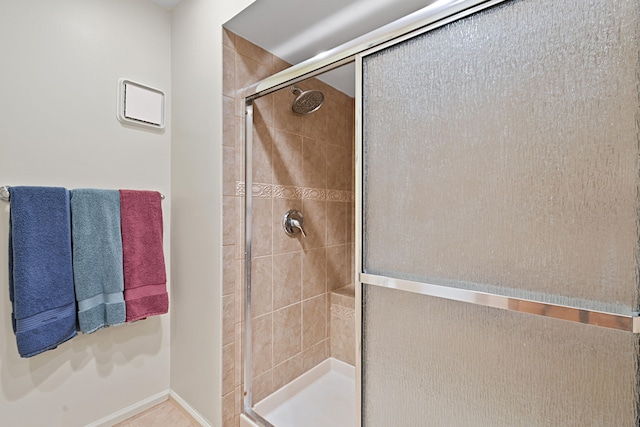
[222,29,355,427]
[331,286,356,366]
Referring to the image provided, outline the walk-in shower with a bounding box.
[240,67,356,427]
[232,0,640,425]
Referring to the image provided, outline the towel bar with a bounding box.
[0,186,9,202]
[0,185,165,202]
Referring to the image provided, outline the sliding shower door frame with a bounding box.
[242,0,532,427]
[356,0,640,423]
[354,0,640,332]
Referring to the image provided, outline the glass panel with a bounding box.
[362,285,640,426]
[362,0,640,314]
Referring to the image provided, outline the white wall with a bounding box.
[0,0,172,425]
[170,0,254,425]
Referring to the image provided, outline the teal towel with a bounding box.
[9,186,77,358]
[70,189,125,333]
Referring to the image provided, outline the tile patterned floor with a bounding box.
[114,399,199,427]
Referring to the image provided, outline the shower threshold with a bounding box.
[241,358,356,427]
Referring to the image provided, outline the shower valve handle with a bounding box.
[290,218,307,237]
[283,210,307,238]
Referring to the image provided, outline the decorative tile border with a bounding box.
[236,181,353,202]
[302,187,326,201]
[331,304,356,320]
[236,181,245,196]
[327,190,351,202]
[252,183,272,198]
[272,184,302,199]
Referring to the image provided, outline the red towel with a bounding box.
[120,190,168,322]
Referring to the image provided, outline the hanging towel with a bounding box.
[70,189,126,333]
[8,186,77,358]
[119,190,168,322]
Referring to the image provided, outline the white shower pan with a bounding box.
[240,358,356,427]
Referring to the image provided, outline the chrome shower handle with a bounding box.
[283,210,307,238]
[289,217,307,237]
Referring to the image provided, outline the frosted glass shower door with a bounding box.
[359,0,640,425]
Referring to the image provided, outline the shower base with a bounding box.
[240,358,356,427]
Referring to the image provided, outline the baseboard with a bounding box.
[169,390,214,427]
[85,390,169,427]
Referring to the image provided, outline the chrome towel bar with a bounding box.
[0,185,165,202]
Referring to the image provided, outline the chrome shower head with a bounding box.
[291,86,324,115]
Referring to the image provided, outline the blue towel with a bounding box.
[8,186,77,358]
[70,189,126,333]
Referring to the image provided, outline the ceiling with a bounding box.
[150,0,182,10]
[149,0,439,96]
[224,0,439,96]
